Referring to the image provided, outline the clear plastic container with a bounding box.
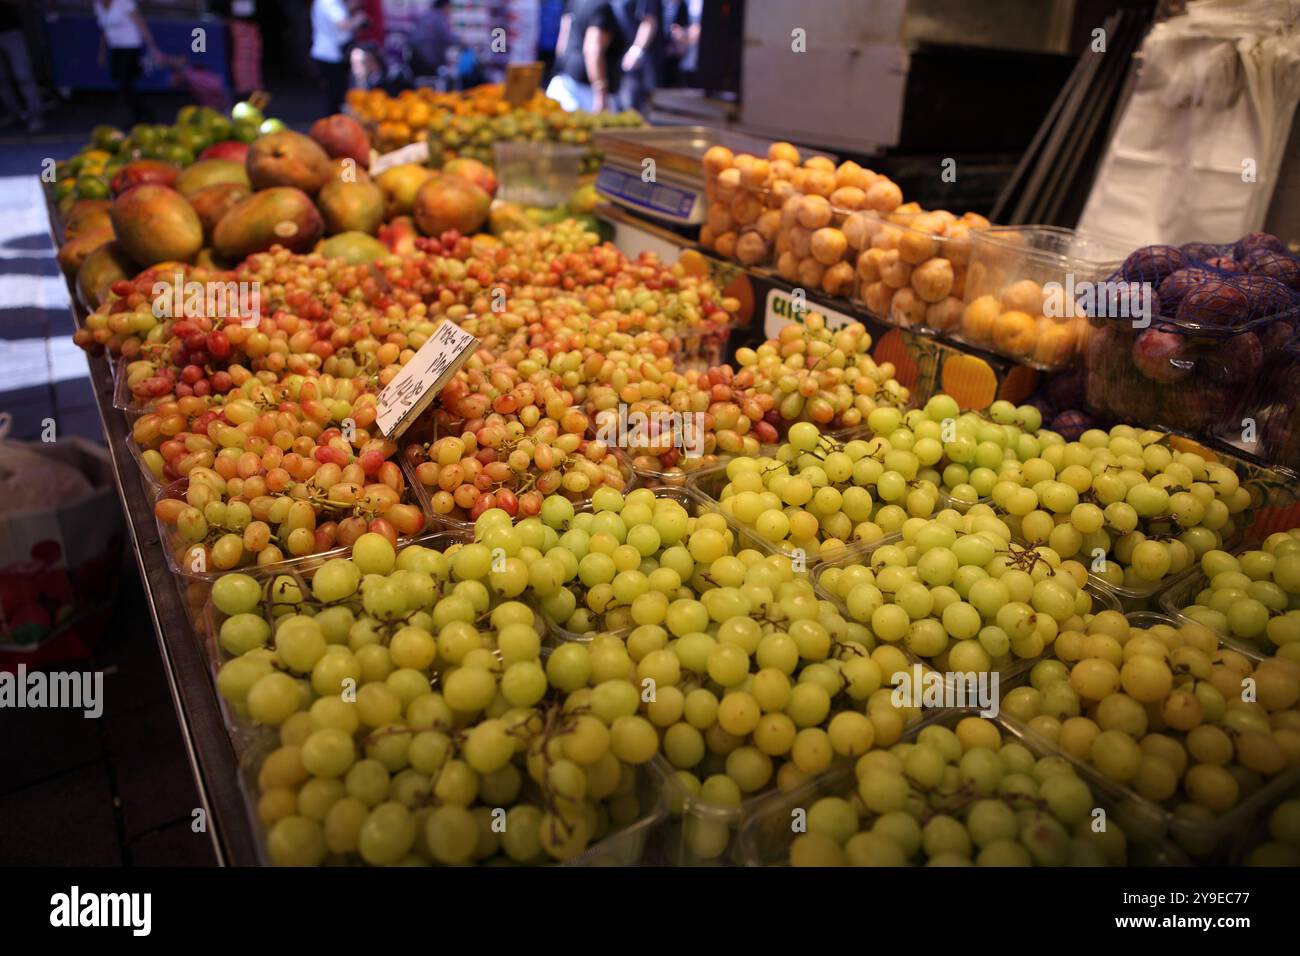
[937,490,991,514]
[401,419,638,532]
[1011,624,1299,861]
[954,226,1131,371]
[623,423,870,488]
[699,172,776,269]
[202,529,494,744]
[203,617,280,758]
[1003,524,1201,614]
[663,709,936,866]
[846,209,977,335]
[539,486,730,643]
[1083,239,1300,449]
[735,708,1188,866]
[1257,342,1300,473]
[1073,565,1197,615]
[113,355,154,417]
[811,533,1122,690]
[235,735,672,867]
[1168,766,1300,861]
[125,434,165,491]
[561,756,674,866]
[1084,319,1289,445]
[1228,777,1300,866]
[1155,573,1273,662]
[686,466,878,569]
[624,456,730,489]
[155,477,429,582]
[493,142,587,208]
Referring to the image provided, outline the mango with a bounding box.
[309,114,371,168]
[246,130,333,195]
[317,179,385,235]
[76,240,135,309]
[213,187,324,260]
[109,159,179,197]
[328,157,370,183]
[316,231,388,264]
[64,199,113,237]
[189,182,252,242]
[58,226,114,278]
[442,157,497,197]
[109,184,203,267]
[375,163,435,218]
[412,174,491,237]
[175,158,250,197]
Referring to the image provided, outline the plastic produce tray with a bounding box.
[1156,571,1274,661]
[952,225,1130,371]
[155,477,429,582]
[400,418,638,532]
[810,532,1123,690]
[734,708,1188,866]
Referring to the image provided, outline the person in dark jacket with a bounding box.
[0,1,44,131]
[410,0,458,77]
[546,0,624,113]
[614,0,660,112]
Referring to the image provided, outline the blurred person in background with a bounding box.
[411,0,458,79]
[349,41,383,92]
[661,0,698,88]
[0,0,44,132]
[538,0,564,72]
[214,0,262,100]
[351,0,384,47]
[94,0,162,124]
[312,0,364,114]
[614,0,659,112]
[548,0,624,113]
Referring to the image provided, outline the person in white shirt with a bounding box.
[94,0,161,124]
[312,0,365,115]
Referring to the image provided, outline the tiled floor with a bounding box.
[0,567,218,866]
[0,129,215,865]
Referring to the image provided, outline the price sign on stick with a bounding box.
[370,140,431,176]
[375,320,478,439]
[505,62,544,106]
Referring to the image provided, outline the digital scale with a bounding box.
[592,126,837,228]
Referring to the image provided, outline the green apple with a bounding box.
[231,101,264,126]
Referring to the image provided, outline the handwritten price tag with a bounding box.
[370,140,431,176]
[375,319,478,438]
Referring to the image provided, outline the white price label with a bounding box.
[763,287,858,339]
[370,140,431,176]
[375,320,478,438]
